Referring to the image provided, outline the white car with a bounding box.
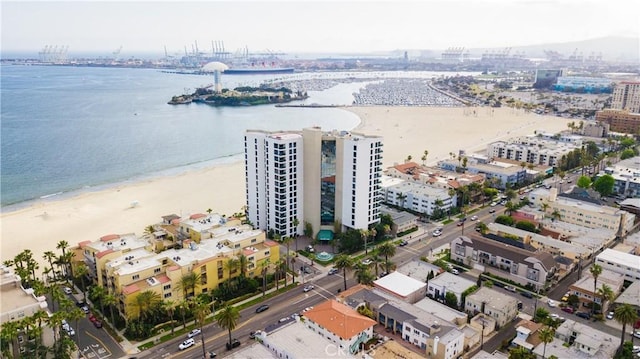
[303,285,315,292]
[361,259,372,266]
[66,327,75,337]
[470,215,478,221]
[547,299,557,308]
[432,230,442,237]
[634,331,640,339]
[63,287,72,295]
[187,328,201,338]
[179,338,195,350]
[550,313,559,320]
[606,311,614,320]
[632,345,640,353]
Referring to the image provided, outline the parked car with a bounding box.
[399,240,408,246]
[634,331,640,339]
[361,259,372,266]
[547,299,557,308]
[504,286,517,293]
[302,266,313,274]
[576,311,591,320]
[606,311,614,320]
[517,301,523,310]
[93,320,103,328]
[179,338,195,350]
[63,286,73,295]
[226,338,241,350]
[561,292,570,302]
[208,351,217,358]
[81,305,90,314]
[88,314,98,323]
[520,291,533,298]
[432,230,442,237]
[488,209,496,214]
[75,301,86,308]
[561,306,574,314]
[450,268,460,275]
[66,327,75,337]
[249,331,262,339]
[255,304,270,313]
[188,328,202,338]
[303,285,315,292]
[328,268,339,275]
[470,215,478,221]
[306,245,314,253]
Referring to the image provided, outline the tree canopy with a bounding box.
[593,174,615,197]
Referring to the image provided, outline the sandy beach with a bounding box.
[1,106,570,267]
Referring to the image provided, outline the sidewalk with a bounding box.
[117,275,296,357]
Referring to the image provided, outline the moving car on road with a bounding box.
[303,285,315,292]
[255,304,270,313]
[226,338,241,350]
[179,338,195,350]
[328,268,339,275]
[188,328,201,338]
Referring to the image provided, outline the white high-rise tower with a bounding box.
[244,127,383,238]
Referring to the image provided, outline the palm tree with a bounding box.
[282,236,293,282]
[192,298,212,358]
[90,285,107,316]
[370,255,382,277]
[102,293,117,328]
[225,257,240,279]
[292,217,300,250]
[539,326,555,358]
[396,192,407,208]
[237,254,248,278]
[590,264,602,315]
[504,201,517,216]
[178,272,201,299]
[551,209,561,222]
[43,251,57,281]
[354,263,375,285]
[260,259,271,297]
[541,202,550,215]
[377,242,396,273]
[597,284,614,314]
[422,150,429,166]
[0,319,20,358]
[360,229,369,255]
[162,299,177,334]
[334,255,353,291]
[74,263,89,302]
[131,290,161,320]
[614,304,638,349]
[215,304,240,348]
[56,240,71,278]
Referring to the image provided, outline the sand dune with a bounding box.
[1,106,570,267]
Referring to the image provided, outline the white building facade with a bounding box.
[245,127,383,237]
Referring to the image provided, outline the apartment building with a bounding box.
[303,300,376,355]
[528,188,636,236]
[486,137,579,167]
[0,265,54,358]
[427,272,476,307]
[487,222,590,261]
[612,81,640,113]
[382,179,454,216]
[596,109,640,134]
[78,216,279,318]
[450,235,555,290]
[245,127,383,237]
[464,287,518,328]
[438,158,524,189]
[568,269,624,309]
[535,319,618,358]
[602,156,640,198]
[595,248,640,281]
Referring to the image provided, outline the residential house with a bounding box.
[595,248,640,281]
[303,300,376,355]
[464,287,518,328]
[568,269,624,311]
[534,319,618,358]
[426,272,476,307]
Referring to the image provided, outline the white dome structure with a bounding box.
[201,61,229,72]
[201,62,229,93]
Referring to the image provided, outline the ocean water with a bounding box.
[0,65,364,208]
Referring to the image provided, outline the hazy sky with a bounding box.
[2,0,638,56]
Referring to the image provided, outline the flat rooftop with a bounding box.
[262,320,357,358]
[597,248,640,270]
[428,272,476,294]
[373,271,426,297]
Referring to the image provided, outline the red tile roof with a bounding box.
[157,274,171,284]
[168,265,180,271]
[100,234,120,242]
[96,249,114,259]
[78,240,91,248]
[189,213,207,220]
[264,240,279,247]
[304,300,376,339]
[122,284,140,295]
